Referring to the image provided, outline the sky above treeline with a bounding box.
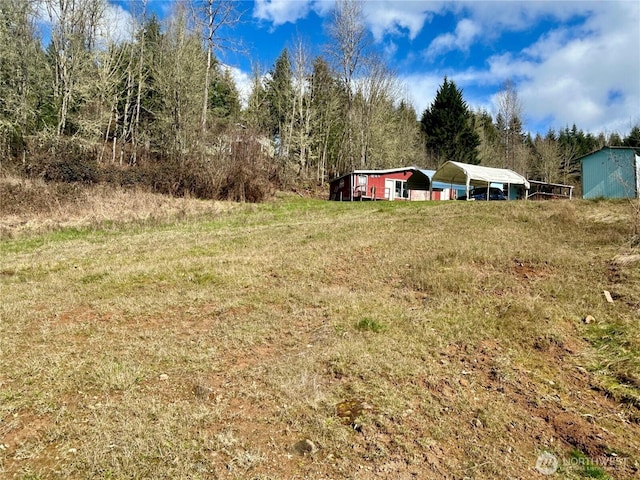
[53,0,640,136]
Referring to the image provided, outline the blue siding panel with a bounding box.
[581,148,639,199]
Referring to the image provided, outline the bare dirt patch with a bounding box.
[512,258,553,280]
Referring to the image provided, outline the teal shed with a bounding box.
[580,147,640,199]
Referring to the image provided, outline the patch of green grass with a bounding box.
[584,256,640,408]
[355,317,387,333]
[185,271,222,286]
[79,272,110,284]
[568,450,611,479]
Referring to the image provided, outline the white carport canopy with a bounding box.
[431,161,530,199]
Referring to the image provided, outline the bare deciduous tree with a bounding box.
[531,132,562,183]
[194,0,239,132]
[45,0,105,136]
[353,56,400,168]
[327,0,369,170]
[495,79,524,171]
[288,37,314,179]
[155,4,206,159]
[0,0,46,164]
[131,0,148,165]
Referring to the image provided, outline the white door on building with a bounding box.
[384,179,394,200]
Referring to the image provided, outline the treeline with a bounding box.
[1,0,638,200]
[476,113,640,187]
[1,0,273,201]
[0,0,424,200]
[422,78,640,189]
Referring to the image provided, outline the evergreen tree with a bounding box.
[264,48,293,145]
[244,65,270,133]
[309,56,343,182]
[0,0,50,161]
[608,132,623,146]
[209,66,240,126]
[420,77,480,167]
[473,109,500,166]
[623,125,640,148]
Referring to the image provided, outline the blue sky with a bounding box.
[83,1,640,136]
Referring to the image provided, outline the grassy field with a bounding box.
[1,181,639,479]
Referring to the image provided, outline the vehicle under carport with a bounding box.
[431,161,530,200]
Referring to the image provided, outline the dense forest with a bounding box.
[1,0,638,200]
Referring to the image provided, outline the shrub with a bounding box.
[23,137,100,184]
[43,156,100,184]
[7,127,277,202]
[216,129,276,203]
[0,177,83,215]
[146,129,277,202]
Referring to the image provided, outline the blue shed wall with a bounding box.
[581,148,639,199]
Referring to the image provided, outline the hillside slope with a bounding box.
[1,186,639,479]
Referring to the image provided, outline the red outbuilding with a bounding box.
[328,167,456,201]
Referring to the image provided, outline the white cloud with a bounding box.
[460,0,593,33]
[419,1,603,60]
[253,0,312,26]
[491,2,640,133]
[225,65,254,109]
[425,18,480,59]
[97,3,135,44]
[217,1,640,136]
[35,0,135,46]
[309,0,335,17]
[398,72,442,116]
[253,0,443,42]
[400,70,496,119]
[362,2,442,41]
[407,1,639,134]
[382,40,398,59]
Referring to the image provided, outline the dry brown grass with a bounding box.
[1,184,639,479]
[0,175,234,238]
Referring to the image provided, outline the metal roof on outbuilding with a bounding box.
[432,161,530,189]
[329,167,417,184]
[407,169,467,191]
